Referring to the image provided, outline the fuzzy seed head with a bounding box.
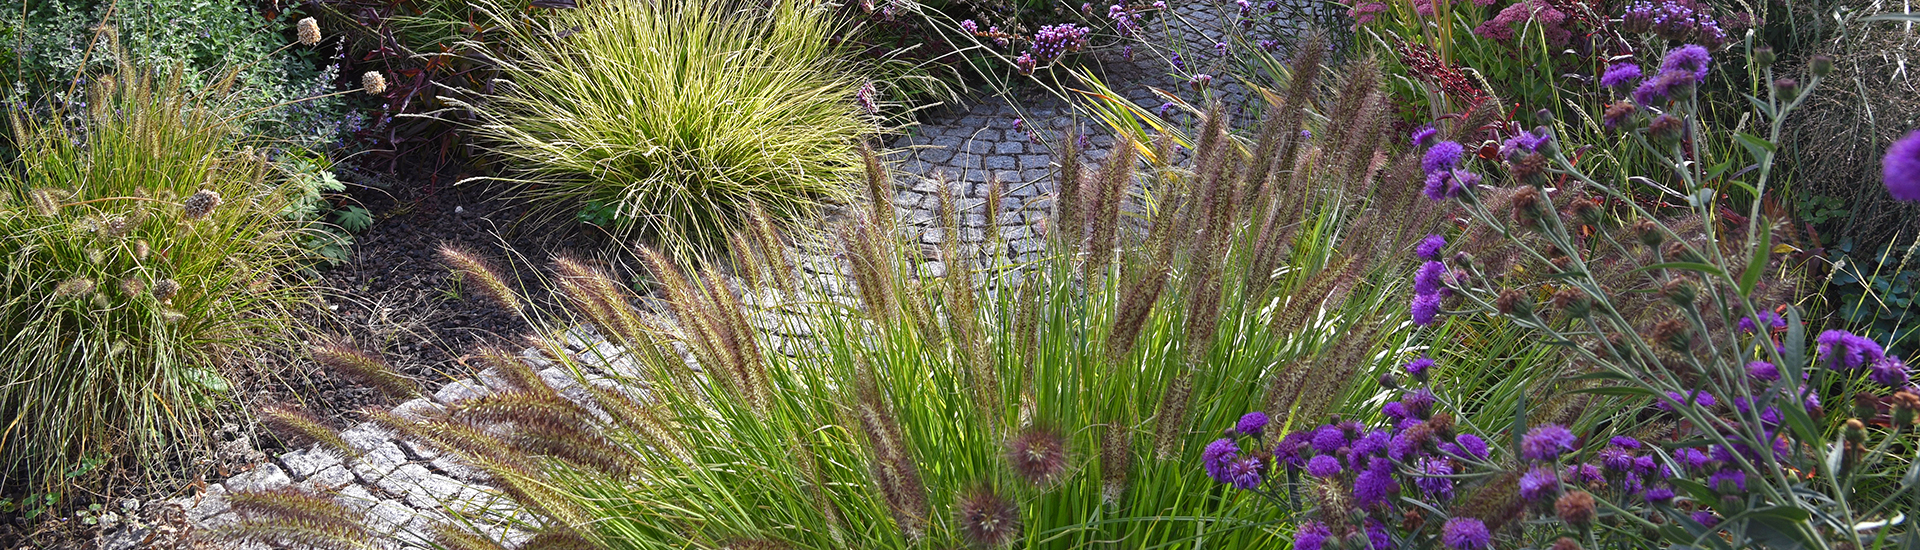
[1555,490,1596,526]
[29,188,63,217]
[1006,426,1069,485]
[151,278,181,301]
[182,189,223,220]
[362,71,388,95]
[52,277,95,299]
[296,17,322,46]
[119,276,146,297]
[955,486,1021,548]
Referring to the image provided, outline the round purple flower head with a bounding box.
[1412,125,1440,148]
[1202,438,1239,482]
[1227,456,1265,489]
[1601,62,1643,90]
[1660,44,1713,85]
[1306,454,1343,478]
[1402,387,1437,420]
[1609,436,1642,449]
[1645,486,1675,504]
[1520,424,1578,461]
[1817,330,1887,369]
[1708,468,1747,493]
[1657,390,1716,411]
[1415,261,1449,297]
[1274,431,1312,468]
[1416,233,1448,260]
[1294,521,1333,550]
[1441,517,1492,550]
[1412,293,1443,326]
[1405,356,1437,380]
[1423,141,1465,175]
[1311,424,1349,453]
[1869,357,1911,387]
[1518,466,1558,501]
[1415,457,1455,500]
[1746,360,1780,382]
[1353,459,1397,506]
[1886,129,1920,201]
[1235,412,1270,436]
[1454,433,1488,459]
[1632,76,1670,105]
[1692,511,1721,528]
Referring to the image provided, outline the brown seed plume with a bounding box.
[432,522,511,550]
[1100,421,1132,504]
[851,361,928,541]
[259,404,355,458]
[438,245,525,319]
[1152,370,1195,459]
[311,338,418,399]
[955,485,1022,548]
[1005,426,1069,485]
[1082,132,1136,284]
[860,143,895,230]
[1054,128,1087,252]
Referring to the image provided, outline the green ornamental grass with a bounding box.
[462,0,876,250]
[0,70,314,491]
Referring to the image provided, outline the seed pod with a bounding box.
[1772,78,1799,101]
[362,71,388,95]
[1810,55,1833,77]
[1495,288,1534,319]
[296,17,322,46]
[181,189,222,220]
[1753,46,1775,68]
[1661,277,1697,306]
[151,278,181,302]
[1843,418,1867,445]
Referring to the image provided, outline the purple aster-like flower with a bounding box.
[1708,468,1747,492]
[1274,431,1312,468]
[1747,360,1781,382]
[1817,330,1886,369]
[1203,438,1239,482]
[1423,141,1465,175]
[1645,486,1675,504]
[1227,456,1266,489]
[1294,521,1333,550]
[1352,430,1390,458]
[1738,311,1786,333]
[1657,390,1716,410]
[1412,293,1443,326]
[1599,447,1635,472]
[1311,424,1349,453]
[1405,357,1437,380]
[1660,44,1713,85]
[1632,76,1671,105]
[1601,62,1643,90]
[1634,455,1664,477]
[1412,125,1439,148]
[1416,234,1447,260]
[1307,454,1344,478]
[1383,401,1409,422]
[1870,357,1912,387]
[1156,102,1176,117]
[1691,510,1720,527]
[1364,519,1392,550]
[1518,466,1558,501]
[1886,129,1920,201]
[1454,434,1488,460]
[1441,517,1491,550]
[1389,422,1428,462]
[1236,412,1270,436]
[1565,463,1604,485]
[1520,424,1578,461]
[1353,460,1398,507]
[1415,261,1449,297]
[1402,387,1437,420]
[1415,457,1455,500]
[1674,447,1714,471]
[1609,436,1642,449]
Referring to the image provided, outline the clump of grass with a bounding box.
[460,0,877,250]
[0,68,315,492]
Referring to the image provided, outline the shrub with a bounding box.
[0,69,316,491]
[459,0,879,249]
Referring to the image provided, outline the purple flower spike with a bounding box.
[1660,44,1713,85]
[1886,130,1920,201]
[1236,412,1270,436]
[1600,62,1643,90]
[1416,234,1447,260]
[1423,141,1465,174]
[1520,424,1578,461]
[1441,517,1491,550]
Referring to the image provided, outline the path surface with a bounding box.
[117,3,1286,548]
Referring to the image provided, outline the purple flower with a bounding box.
[1416,234,1447,260]
[1214,42,1229,55]
[1203,438,1239,482]
[1518,466,1558,501]
[1660,44,1713,85]
[1311,424,1349,453]
[1645,486,1676,504]
[1402,387,1437,420]
[1227,456,1266,489]
[1609,436,1642,449]
[1520,424,1577,461]
[1817,330,1886,369]
[1411,125,1439,148]
[1886,129,1920,201]
[1415,261,1449,296]
[1870,358,1911,387]
[1499,128,1551,159]
[1454,434,1488,460]
[1415,457,1455,500]
[1691,510,1720,528]
[1156,102,1176,117]
[1708,468,1747,492]
[1600,62,1643,90]
[1423,141,1465,174]
[1236,412,1270,436]
[1383,401,1409,422]
[1674,447,1713,471]
[1294,521,1332,550]
[1565,463,1604,484]
[1424,169,1481,202]
[1412,294,1443,326]
[1389,423,1427,462]
[1441,517,1491,550]
[1657,390,1716,411]
[1738,311,1786,333]
[1307,454,1343,478]
[1274,431,1312,468]
[1404,357,1437,380]
[1353,460,1397,506]
[1738,360,1780,382]
[1634,455,1663,477]
[959,19,978,33]
[1364,519,1392,550]
[1352,430,1390,458]
[1599,447,1635,472]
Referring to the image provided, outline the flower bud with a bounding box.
[1427,412,1455,436]
[1555,490,1597,526]
[1651,318,1692,352]
[1536,109,1556,124]
[1648,114,1685,145]
[1662,240,1702,263]
[1565,196,1603,227]
[1661,277,1697,306]
[1753,46,1775,69]
[1810,55,1834,77]
[1773,78,1799,101]
[1854,393,1881,421]
[1893,391,1920,430]
[1379,373,1401,390]
[1632,219,1663,248]
[1603,100,1638,131]
[1510,186,1545,229]
[1495,288,1535,318]
[1843,418,1867,445]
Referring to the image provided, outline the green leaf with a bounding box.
[1632,262,1727,277]
[1706,159,1735,182]
[1573,386,1659,397]
[1865,13,1920,22]
[1741,224,1771,296]
[1785,306,1807,370]
[1744,506,1819,549]
[1743,93,1775,118]
[1510,391,1528,456]
[1778,398,1822,458]
[1734,132,1777,163]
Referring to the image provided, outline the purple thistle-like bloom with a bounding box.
[1416,234,1447,260]
[1740,360,1780,382]
[1634,455,1664,477]
[1499,128,1551,160]
[1601,62,1643,90]
[1311,424,1349,453]
[1423,141,1465,174]
[1886,129,1920,201]
[1274,431,1312,468]
[1412,125,1439,148]
[1455,434,1489,460]
[1708,468,1747,492]
[1632,75,1672,105]
[1415,261,1449,297]
[1403,387,1437,420]
[1565,463,1604,484]
[1660,44,1713,85]
[1599,447,1635,472]
[1236,412,1270,436]
[1389,422,1427,462]
[1674,447,1713,471]
[1383,401,1410,422]
[1352,430,1390,458]
[1405,357,1437,379]
[1424,169,1482,202]
[1610,436,1642,449]
[1294,521,1333,550]
[1203,438,1239,482]
[1306,454,1343,478]
[1657,390,1716,410]
[1520,424,1577,461]
[1738,311,1786,333]
[1441,517,1492,550]
[1365,519,1392,550]
[1227,456,1265,489]
[1156,102,1176,117]
[1412,293,1443,326]
[1645,486,1676,504]
[1518,466,1558,501]
[1353,460,1398,506]
[1870,358,1912,387]
[1692,511,1721,527]
[1415,457,1455,500]
[1817,330,1887,369]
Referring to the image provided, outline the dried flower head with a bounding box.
[1550,287,1592,318]
[29,188,63,217]
[954,486,1021,548]
[1661,277,1698,306]
[362,71,388,95]
[118,276,146,297]
[1650,318,1693,351]
[296,17,322,46]
[53,277,96,299]
[151,278,181,302]
[1495,288,1534,318]
[182,189,223,220]
[1603,100,1638,130]
[1551,537,1584,550]
[1007,426,1069,485]
[1555,490,1596,525]
[1632,219,1663,248]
